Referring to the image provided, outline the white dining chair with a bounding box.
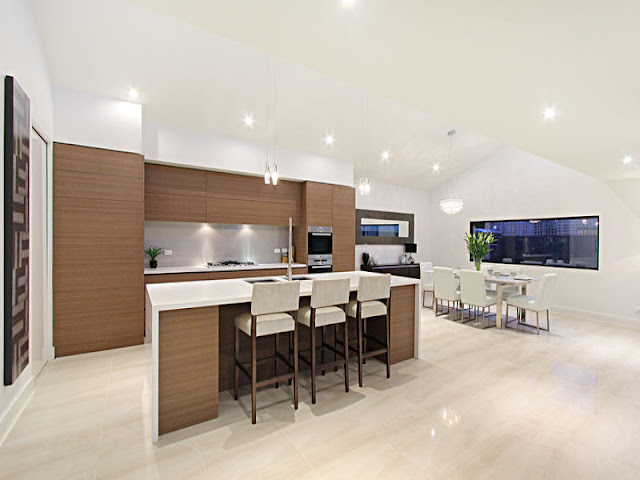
[433,267,461,319]
[505,273,558,334]
[459,270,497,325]
[420,261,434,308]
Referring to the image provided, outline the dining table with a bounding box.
[453,271,540,329]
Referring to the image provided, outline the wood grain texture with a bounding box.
[389,285,416,363]
[258,180,301,204]
[206,197,258,225]
[53,143,143,178]
[258,201,299,226]
[145,164,206,197]
[145,192,206,223]
[207,171,260,200]
[53,143,144,357]
[54,170,143,203]
[332,185,356,272]
[159,306,218,435]
[305,182,333,227]
[54,196,143,245]
[293,183,308,265]
[144,273,210,284]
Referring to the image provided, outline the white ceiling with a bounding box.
[28,0,503,190]
[30,0,640,189]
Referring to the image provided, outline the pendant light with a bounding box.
[439,129,463,215]
[359,91,371,195]
[264,57,278,186]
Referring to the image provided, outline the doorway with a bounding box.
[30,127,49,378]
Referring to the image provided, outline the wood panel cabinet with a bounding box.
[305,182,333,227]
[144,267,307,284]
[144,164,206,222]
[206,197,259,225]
[332,185,356,272]
[206,171,260,200]
[53,143,144,357]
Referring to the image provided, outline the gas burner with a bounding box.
[208,260,256,267]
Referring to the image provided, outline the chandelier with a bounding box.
[439,196,464,215]
[439,129,463,215]
[358,177,371,195]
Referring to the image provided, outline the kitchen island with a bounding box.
[145,271,421,443]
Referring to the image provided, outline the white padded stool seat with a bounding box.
[298,306,346,327]
[234,312,295,337]
[346,299,387,319]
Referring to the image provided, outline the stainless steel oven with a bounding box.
[308,226,332,273]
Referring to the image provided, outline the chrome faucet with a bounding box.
[287,217,293,281]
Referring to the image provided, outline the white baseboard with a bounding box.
[552,306,640,330]
[0,376,35,446]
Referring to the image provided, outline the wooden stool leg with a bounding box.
[343,320,350,392]
[293,316,299,409]
[233,326,239,401]
[311,314,317,404]
[363,317,367,365]
[357,305,364,388]
[288,330,293,385]
[321,326,326,376]
[334,323,338,373]
[251,329,257,424]
[385,303,391,379]
[274,333,279,388]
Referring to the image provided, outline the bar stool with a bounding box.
[297,277,351,404]
[346,274,392,387]
[233,281,300,424]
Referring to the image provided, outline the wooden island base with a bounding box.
[157,284,417,436]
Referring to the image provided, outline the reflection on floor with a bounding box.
[1,308,640,479]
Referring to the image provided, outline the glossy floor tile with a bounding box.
[1,309,640,479]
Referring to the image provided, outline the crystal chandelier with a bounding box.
[358,177,371,195]
[440,129,463,215]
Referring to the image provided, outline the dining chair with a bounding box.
[459,270,497,324]
[420,261,434,308]
[433,267,461,319]
[505,273,558,334]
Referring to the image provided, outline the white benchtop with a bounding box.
[144,263,307,275]
[145,270,419,311]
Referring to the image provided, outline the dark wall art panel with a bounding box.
[4,76,30,385]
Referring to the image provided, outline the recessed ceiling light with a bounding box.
[543,106,557,121]
[324,134,335,146]
[381,150,390,161]
[128,88,139,100]
[243,114,254,128]
[432,163,441,172]
[342,0,356,7]
[622,155,633,165]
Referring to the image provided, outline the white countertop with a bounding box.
[145,270,419,311]
[144,263,307,275]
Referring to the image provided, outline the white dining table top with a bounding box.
[452,271,540,285]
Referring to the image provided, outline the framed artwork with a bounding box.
[4,76,30,385]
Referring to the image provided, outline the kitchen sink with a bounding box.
[243,278,284,284]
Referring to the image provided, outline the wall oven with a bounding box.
[308,226,332,273]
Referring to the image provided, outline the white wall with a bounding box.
[143,121,353,186]
[428,146,640,325]
[53,87,142,153]
[0,0,54,443]
[355,181,431,267]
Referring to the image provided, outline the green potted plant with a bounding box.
[144,245,164,269]
[465,232,496,271]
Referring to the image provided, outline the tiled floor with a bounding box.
[2,308,640,479]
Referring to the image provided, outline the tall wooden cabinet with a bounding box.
[332,185,356,272]
[53,143,144,357]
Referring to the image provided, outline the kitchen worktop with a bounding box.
[145,270,419,311]
[144,263,307,275]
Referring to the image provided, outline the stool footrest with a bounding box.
[362,348,388,359]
